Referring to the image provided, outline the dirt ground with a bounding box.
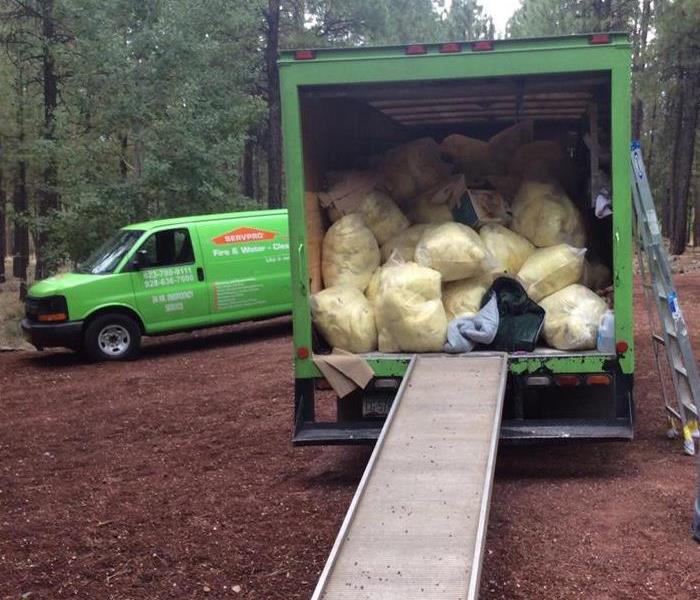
[2,276,700,599]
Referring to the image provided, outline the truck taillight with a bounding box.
[294,50,316,60]
[472,40,494,51]
[405,44,427,55]
[296,346,310,359]
[616,340,629,354]
[590,33,611,44]
[439,42,461,54]
[525,375,551,386]
[586,374,612,386]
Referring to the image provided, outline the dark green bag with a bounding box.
[481,276,544,352]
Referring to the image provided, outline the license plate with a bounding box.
[362,396,392,418]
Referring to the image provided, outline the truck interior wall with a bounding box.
[300,97,409,192]
[300,72,615,355]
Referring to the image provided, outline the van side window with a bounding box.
[138,228,194,268]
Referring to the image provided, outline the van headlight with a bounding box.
[26,295,69,323]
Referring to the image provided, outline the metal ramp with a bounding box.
[630,141,700,539]
[312,354,508,600]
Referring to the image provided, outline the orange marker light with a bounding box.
[38,312,67,322]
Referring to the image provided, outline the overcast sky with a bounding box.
[442,0,522,36]
[482,0,521,35]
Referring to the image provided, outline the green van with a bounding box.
[21,210,292,361]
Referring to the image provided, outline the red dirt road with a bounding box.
[2,276,700,599]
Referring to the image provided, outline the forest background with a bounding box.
[0,0,697,294]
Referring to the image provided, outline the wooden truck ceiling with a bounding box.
[302,73,610,126]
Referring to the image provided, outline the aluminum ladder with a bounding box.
[311,354,508,599]
[630,141,700,539]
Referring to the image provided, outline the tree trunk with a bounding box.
[35,0,60,280]
[242,136,255,199]
[12,160,29,284]
[265,0,283,209]
[645,98,657,172]
[120,133,128,179]
[0,165,6,284]
[254,138,263,203]
[668,66,700,255]
[632,0,651,140]
[694,180,700,247]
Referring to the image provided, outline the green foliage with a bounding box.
[444,0,495,41]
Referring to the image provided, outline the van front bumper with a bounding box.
[21,319,83,351]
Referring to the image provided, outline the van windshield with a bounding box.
[75,229,144,275]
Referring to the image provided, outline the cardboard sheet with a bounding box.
[312,348,374,398]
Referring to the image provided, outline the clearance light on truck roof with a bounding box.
[294,50,316,60]
[405,44,428,55]
[439,42,462,53]
[472,40,494,51]
[589,33,611,44]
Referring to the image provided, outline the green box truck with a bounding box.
[21,210,292,360]
[279,33,634,444]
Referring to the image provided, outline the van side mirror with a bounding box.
[129,249,148,271]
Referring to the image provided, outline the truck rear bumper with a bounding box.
[21,319,83,351]
[292,366,634,446]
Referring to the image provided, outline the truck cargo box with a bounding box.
[279,33,634,444]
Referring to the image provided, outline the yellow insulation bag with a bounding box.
[509,140,576,192]
[310,286,378,353]
[414,222,488,282]
[322,213,380,291]
[380,224,431,263]
[442,274,493,321]
[365,267,382,305]
[517,244,586,302]
[359,190,410,245]
[379,138,453,202]
[439,134,494,186]
[374,262,447,352]
[479,224,535,275]
[511,180,586,248]
[580,259,613,290]
[540,284,607,350]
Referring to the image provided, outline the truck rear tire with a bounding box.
[84,313,141,362]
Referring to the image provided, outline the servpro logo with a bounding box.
[212,226,277,245]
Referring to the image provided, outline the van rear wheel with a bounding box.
[84,313,141,361]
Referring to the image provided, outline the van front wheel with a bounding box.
[84,314,141,361]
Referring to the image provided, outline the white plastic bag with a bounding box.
[511,180,586,248]
[414,222,489,282]
[442,273,493,321]
[310,285,378,353]
[540,284,608,350]
[517,244,586,302]
[380,224,431,263]
[479,223,535,275]
[322,213,380,291]
[359,190,410,245]
[374,261,447,352]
